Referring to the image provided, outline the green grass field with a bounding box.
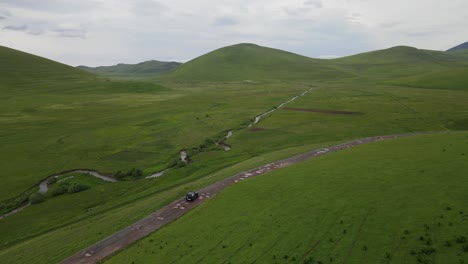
[1,43,468,264]
[0,44,312,203]
[107,132,468,264]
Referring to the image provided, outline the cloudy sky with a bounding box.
[0,0,467,66]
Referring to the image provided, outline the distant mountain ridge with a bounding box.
[161,43,351,81]
[78,60,181,78]
[447,42,468,52]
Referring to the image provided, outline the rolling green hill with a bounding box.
[334,46,468,78]
[77,60,181,79]
[449,49,468,58]
[163,43,350,81]
[0,46,95,87]
[331,46,468,90]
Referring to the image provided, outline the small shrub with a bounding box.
[420,246,436,255]
[68,183,90,194]
[50,184,68,196]
[47,177,57,185]
[29,193,45,204]
[456,236,467,244]
[445,240,452,247]
[384,252,392,260]
[131,168,143,179]
[416,254,432,264]
[174,160,186,168]
[462,245,468,252]
[362,245,368,251]
[425,238,433,246]
[114,170,125,180]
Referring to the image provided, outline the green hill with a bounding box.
[330,46,468,90]
[78,60,181,78]
[449,49,468,58]
[333,46,468,78]
[0,46,95,88]
[163,43,350,81]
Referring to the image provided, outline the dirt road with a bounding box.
[61,132,432,264]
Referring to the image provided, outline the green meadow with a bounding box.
[0,43,468,264]
[107,133,468,264]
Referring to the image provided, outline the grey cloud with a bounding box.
[405,30,439,37]
[379,21,399,28]
[3,24,28,31]
[213,16,239,26]
[304,0,323,8]
[0,0,100,14]
[132,0,168,16]
[28,29,45,35]
[53,28,87,38]
[0,9,11,20]
[3,23,49,36]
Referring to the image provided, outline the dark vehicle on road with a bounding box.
[185,191,199,201]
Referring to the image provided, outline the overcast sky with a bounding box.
[0,0,467,66]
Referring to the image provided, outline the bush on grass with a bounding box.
[50,182,69,197]
[68,183,90,194]
[47,177,57,185]
[29,192,45,204]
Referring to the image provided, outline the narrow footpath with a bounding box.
[61,132,432,264]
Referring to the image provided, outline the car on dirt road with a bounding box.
[185,191,199,202]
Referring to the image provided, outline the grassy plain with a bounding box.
[107,132,468,264]
[0,45,309,202]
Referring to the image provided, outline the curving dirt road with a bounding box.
[60,132,434,264]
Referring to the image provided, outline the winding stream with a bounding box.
[39,170,116,194]
[1,87,313,219]
[249,87,313,127]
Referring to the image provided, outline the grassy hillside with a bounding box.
[333,46,468,79]
[163,43,350,82]
[77,60,181,79]
[330,46,468,90]
[449,49,468,58]
[0,46,95,88]
[388,69,468,91]
[107,132,468,264]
